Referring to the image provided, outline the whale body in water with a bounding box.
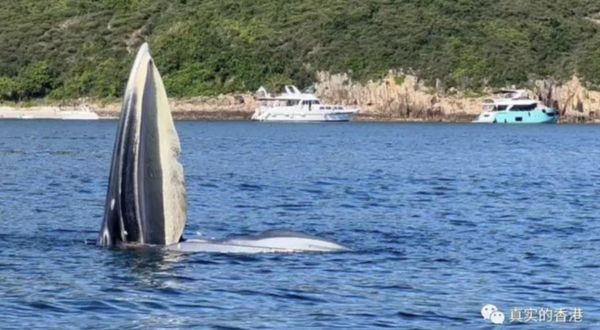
[97,43,347,253]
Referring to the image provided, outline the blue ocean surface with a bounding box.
[0,120,599,329]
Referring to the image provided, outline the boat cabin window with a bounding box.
[286,100,299,106]
[510,103,537,111]
[495,105,508,111]
[301,100,321,111]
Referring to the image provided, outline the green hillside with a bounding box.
[1,0,600,101]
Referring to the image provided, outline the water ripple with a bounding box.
[0,122,599,328]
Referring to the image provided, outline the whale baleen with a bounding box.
[98,43,347,253]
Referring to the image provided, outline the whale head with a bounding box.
[98,43,187,247]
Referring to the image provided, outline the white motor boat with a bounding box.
[473,90,558,124]
[252,85,358,122]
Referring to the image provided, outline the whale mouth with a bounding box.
[98,43,347,253]
[98,43,186,248]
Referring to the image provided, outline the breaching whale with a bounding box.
[98,43,347,253]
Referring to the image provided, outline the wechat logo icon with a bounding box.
[482,304,505,325]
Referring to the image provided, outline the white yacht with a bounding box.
[251,85,358,122]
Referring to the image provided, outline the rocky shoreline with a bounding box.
[0,103,480,122]
[316,72,600,124]
[2,72,600,123]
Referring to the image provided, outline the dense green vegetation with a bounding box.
[1,0,600,101]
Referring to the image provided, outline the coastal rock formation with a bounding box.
[315,72,486,122]
[315,72,600,123]
[534,76,600,123]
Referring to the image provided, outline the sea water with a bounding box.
[0,121,599,329]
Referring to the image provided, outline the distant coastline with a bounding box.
[0,99,596,123]
[0,98,480,122]
[2,72,600,123]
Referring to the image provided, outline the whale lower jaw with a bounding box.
[165,231,348,253]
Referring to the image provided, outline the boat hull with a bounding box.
[473,109,558,124]
[252,111,355,122]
